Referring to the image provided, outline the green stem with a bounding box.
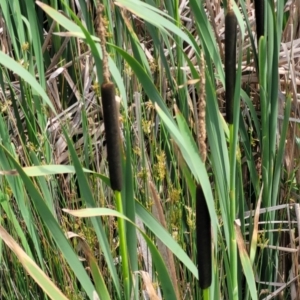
[115,190,130,299]
[203,288,209,300]
[229,124,238,299]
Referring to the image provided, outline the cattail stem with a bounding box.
[225,3,238,299]
[196,185,212,290]
[229,124,238,299]
[225,9,237,124]
[114,190,130,299]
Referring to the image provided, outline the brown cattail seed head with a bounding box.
[196,184,212,289]
[101,83,122,191]
[225,9,237,124]
[254,0,264,44]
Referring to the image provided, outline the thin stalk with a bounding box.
[203,288,209,300]
[229,124,238,299]
[114,190,130,299]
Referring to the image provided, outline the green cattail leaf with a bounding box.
[235,221,258,300]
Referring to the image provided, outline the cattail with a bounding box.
[196,184,211,289]
[101,83,122,191]
[225,8,237,124]
[96,1,122,191]
[254,0,264,44]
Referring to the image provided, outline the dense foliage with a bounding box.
[0,0,298,299]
